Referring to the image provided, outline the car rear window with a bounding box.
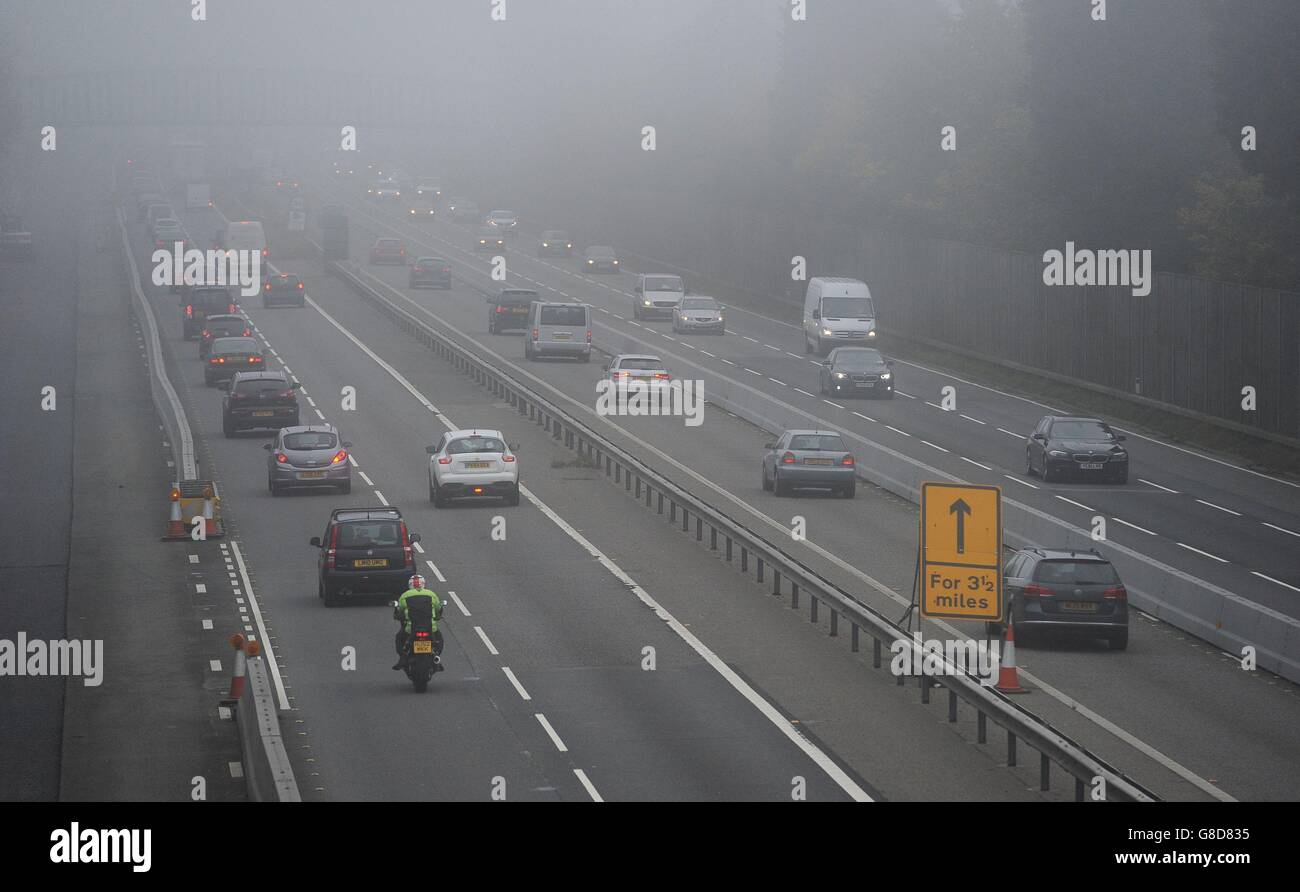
[644,276,683,292]
[211,320,246,335]
[789,434,847,452]
[540,306,587,326]
[336,521,401,548]
[618,358,665,371]
[191,289,232,309]
[499,291,538,306]
[447,436,506,454]
[213,338,258,354]
[376,239,402,248]
[269,275,301,288]
[235,378,288,395]
[1034,560,1121,585]
[284,431,337,450]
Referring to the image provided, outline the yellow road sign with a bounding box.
[920,482,1002,620]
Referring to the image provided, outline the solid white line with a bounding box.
[535,713,568,752]
[921,440,949,453]
[885,425,910,437]
[523,488,871,800]
[474,625,499,655]
[446,590,470,616]
[1263,522,1300,539]
[502,666,532,700]
[1196,499,1242,517]
[1252,572,1300,593]
[573,768,603,802]
[1139,478,1179,494]
[1002,474,1038,489]
[425,560,446,582]
[1114,517,1157,536]
[1055,496,1094,511]
[960,457,992,471]
[1177,542,1229,564]
[231,541,290,711]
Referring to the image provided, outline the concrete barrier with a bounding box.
[234,656,300,802]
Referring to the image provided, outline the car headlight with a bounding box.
[834,372,847,379]
[1048,450,1068,458]
[542,242,549,247]
[643,299,652,306]
[821,328,833,337]
[881,372,891,380]
[867,330,877,338]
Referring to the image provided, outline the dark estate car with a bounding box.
[1026,415,1129,484]
[262,272,306,307]
[486,288,539,334]
[221,370,301,437]
[310,506,422,606]
[204,336,265,386]
[474,226,506,253]
[582,245,620,273]
[994,547,1130,650]
[818,347,894,398]
[409,256,452,289]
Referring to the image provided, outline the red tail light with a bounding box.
[502,455,515,463]
[275,453,288,463]
[413,266,423,272]
[654,372,670,380]
[228,304,237,313]
[298,282,304,289]
[277,389,294,399]
[442,267,450,273]
[201,329,210,338]
[185,305,193,317]
[532,328,539,340]
[614,371,630,380]
[261,249,268,258]
[326,524,339,569]
[330,450,347,465]
[414,631,430,639]
[1103,586,1127,601]
[586,330,593,343]
[248,356,262,363]
[265,283,272,291]
[241,328,251,336]
[781,452,796,464]
[437,457,452,465]
[841,454,855,466]
[399,248,405,255]
[400,522,414,569]
[1022,584,1053,598]
[210,357,224,364]
[496,306,505,313]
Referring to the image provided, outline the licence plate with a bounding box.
[412,641,433,654]
[252,410,274,417]
[857,382,875,388]
[300,471,326,479]
[804,458,833,466]
[353,558,388,568]
[553,332,571,340]
[465,461,491,469]
[1062,601,1098,613]
[1079,462,1104,470]
[512,307,527,314]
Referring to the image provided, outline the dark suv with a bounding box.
[310,507,422,606]
[994,548,1129,650]
[486,288,538,334]
[221,370,301,437]
[1026,415,1129,484]
[183,286,238,340]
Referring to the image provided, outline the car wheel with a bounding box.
[818,378,827,396]
[269,478,280,496]
[774,473,790,497]
[717,327,725,335]
[292,414,300,427]
[262,299,269,309]
[884,390,894,400]
[339,480,351,495]
[432,481,447,508]
[1025,449,1036,477]
[506,484,521,507]
[1113,468,1128,485]
[320,583,339,608]
[843,481,856,499]
[223,417,235,438]
[1041,458,1054,483]
[428,476,436,503]
[761,464,773,491]
[804,336,813,354]
[580,352,591,363]
[1108,628,1129,651]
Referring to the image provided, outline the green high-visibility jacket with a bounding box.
[396,587,443,634]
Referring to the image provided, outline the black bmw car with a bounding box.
[1026,416,1129,484]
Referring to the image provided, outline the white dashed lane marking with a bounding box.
[474,625,499,655]
[535,713,568,752]
[1177,542,1229,564]
[1196,499,1242,517]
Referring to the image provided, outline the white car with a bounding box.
[427,429,520,507]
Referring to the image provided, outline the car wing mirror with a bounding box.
[342,441,353,448]
[309,536,321,547]
[764,442,776,450]
[1031,433,1044,440]
[1116,435,1126,442]
[262,443,272,451]
[425,445,437,455]
[408,532,422,544]
[291,381,303,389]
[812,309,821,320]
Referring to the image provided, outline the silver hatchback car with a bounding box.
[264,425,352,496]
[761,429,857,498]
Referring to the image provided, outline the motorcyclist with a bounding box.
[392,574,444,671]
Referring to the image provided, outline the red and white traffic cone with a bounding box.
[995,620,1029,694]
[164,486,186,539]
[228,635,248,699]
[202,488,221,538]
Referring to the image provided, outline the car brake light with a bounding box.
[228,304,237,313]
[442,267,450,273]
[532,328,539,340]
[201,330,210,338]
[502,455,515,463]
[276,453,288,463]
[277,389,293,398]
[399,248,405,255]
[185,305,193,317]
[587,330,592,343]
[242,329,250,336]
[249,356,262,363]
[326,524,338,569]
[437,457,452,465]
[331,450,347,465]
[1103,586,1127,601]
[1022,584,1053,598]
[413,266,423,272]
[496,306,504,313]
[265,283,272,291]
[614,371,630,380]
[654,372,670,380]
[211,357,224,364]
[841,454,855,466]
[781,452,796,464]
[414,631,430,639]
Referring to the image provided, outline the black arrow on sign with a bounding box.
[949,498,971,554]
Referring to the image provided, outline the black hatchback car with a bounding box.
[487,288,538,334]
[409,257,452,289]
[221,370,301,437]
[1026,415,1129,484]
[310,506,422,606]
[262,272,306,308]
[994,548,1129,650]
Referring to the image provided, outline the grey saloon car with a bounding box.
[761,430,857,498]
[264,425,352,496]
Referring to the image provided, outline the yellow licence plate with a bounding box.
[1062,601,1097,613]
[412,641,433,654]
[465,461,490,469]
[300,471,326,479]
[252,410,274,417]
[553,332,572,340]
[353,558,388,568]
[804,458,833,465]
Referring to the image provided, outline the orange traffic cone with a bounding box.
[995,620,1029,694]
[228,635,248,699]
[163,486,187,540]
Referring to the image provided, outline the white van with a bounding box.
[803,277,877,355]
[223,220,268,274]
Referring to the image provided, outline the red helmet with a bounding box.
[408,575,426,590]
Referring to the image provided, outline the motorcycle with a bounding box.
[393,595,445,693]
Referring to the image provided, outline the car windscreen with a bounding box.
[821,297,875,318]
[1034,560,1121,586]
[617,358,665,371]
[680,298,719,311]
[588,247,616,258]
[447,436,505,455]
[336,521,401,548]
[789,434,847,452]
[540,306,587,326]
[235,379,288,395]
[1050,421,1114,440]
[834,350,883,369]
[212,338,258,354]
[644,276,682,292]
[284,431,337,450]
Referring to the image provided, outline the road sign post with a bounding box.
[920,482,1002,621]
